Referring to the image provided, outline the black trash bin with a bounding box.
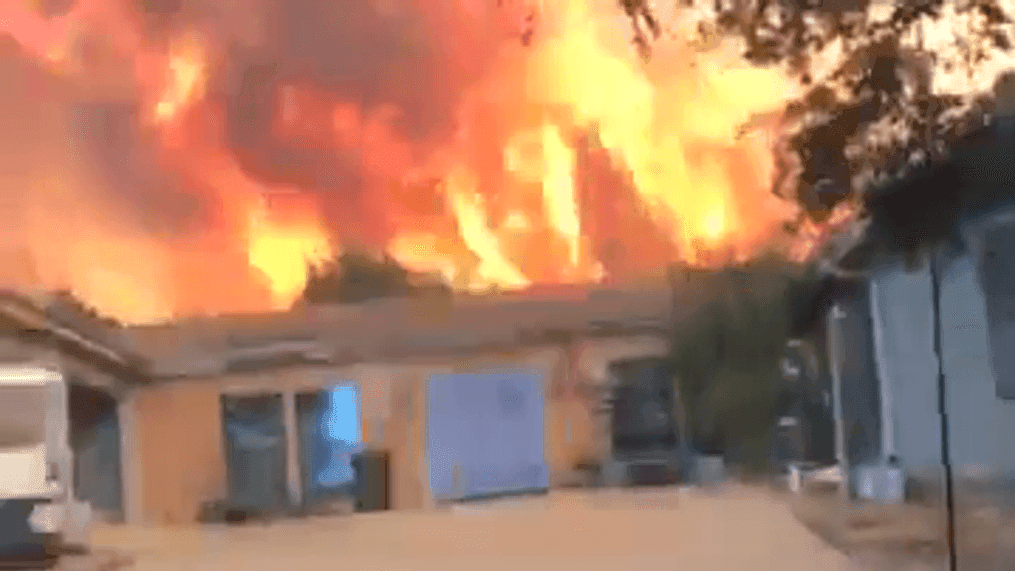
[351,450,390,512]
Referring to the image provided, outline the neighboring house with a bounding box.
[791,275,884,484]
[811,116,1015,570]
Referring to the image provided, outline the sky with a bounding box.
[322,385,362,445]
[317,385,361,486]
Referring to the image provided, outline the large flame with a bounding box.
[247,192,334,307]
[154,33,207,124]
[3,0,814,324]
[397,0,799,282]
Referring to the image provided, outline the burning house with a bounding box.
[0,0,844,535]
[0,284,687,526]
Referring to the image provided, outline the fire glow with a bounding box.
[3,0,816,324]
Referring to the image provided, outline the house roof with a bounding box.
[120,284,678,379]
[0,290,150,384]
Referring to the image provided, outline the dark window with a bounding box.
[609,360,679,456]
[978,224,1015,399]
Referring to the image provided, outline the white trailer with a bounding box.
[0,364,91,564]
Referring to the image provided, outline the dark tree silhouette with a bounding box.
[300,251,451,305]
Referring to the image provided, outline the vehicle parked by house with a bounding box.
[0,364,91,565]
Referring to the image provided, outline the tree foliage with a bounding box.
[669,259,820,469]
[622,0,1015,222]
[300,251,451,305]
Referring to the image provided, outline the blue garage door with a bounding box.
[428,372,548,500]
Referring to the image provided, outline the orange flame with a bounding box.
[3,0,812,323]
[154,34,208,124]
[247,193,334,308]
[788,202,860,263]
[386,0,799,282]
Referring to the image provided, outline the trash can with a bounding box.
[351,450,390,512]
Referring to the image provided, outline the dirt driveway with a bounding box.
[85,485,853,571]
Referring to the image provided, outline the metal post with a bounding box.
[282,391,302,509]
[117,395,143,524]
[869,280,896,462]
[827,303,849,499]
[930,253,957,571]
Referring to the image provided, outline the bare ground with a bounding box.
[787,484,1015,571]
[78,486,853,571]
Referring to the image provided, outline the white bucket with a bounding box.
[788,464,804,494]
[857,465,904,503]
[695,455,726,485]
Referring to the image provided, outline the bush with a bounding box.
[300,251,451,305]
[670,259,818,471]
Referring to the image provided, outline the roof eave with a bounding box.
[0,296,151,384]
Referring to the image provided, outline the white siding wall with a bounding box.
[872,250,1015,479]
[938,251,1015,476]
[870,261,942,471]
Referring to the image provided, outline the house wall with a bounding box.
[938,245,1015,570]
[868,252,1015,483]
[133,384,226,524]
[938,250,1015,480]
[869,261,943,488]
[867,242,1015,567]
[128,334,669,523]
[128,351,564,522]
[850,225,1015,569]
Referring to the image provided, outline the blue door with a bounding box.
[427,372,548,500]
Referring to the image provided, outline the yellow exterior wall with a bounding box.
[359,369,428,510]
[127,335,666,523]
[546,399,597,483]
[134,384,226,525]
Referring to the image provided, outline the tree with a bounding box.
[300,251,451,305]
[621,0,1015,223]
[669,258,819,470]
